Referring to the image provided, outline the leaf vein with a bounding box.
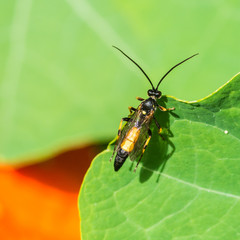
[160,171,240,200]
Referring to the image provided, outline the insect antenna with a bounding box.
[156,53,199,90]
[113,46,155,90]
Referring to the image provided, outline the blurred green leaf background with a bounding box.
[0,0,240,165]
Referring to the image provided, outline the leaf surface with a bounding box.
[79,73,240,240]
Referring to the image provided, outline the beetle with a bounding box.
[110,46,198,171]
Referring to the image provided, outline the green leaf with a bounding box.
[79,73,240,240]
[1,1,240,164]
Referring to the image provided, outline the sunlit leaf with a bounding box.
[79,73,240,240]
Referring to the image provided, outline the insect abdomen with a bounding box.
[114,127,140,171]
[114,148,128,171]
[121,127,140,152]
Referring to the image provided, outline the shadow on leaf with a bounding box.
[138,96,176,183]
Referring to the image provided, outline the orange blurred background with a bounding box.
[0,146,99,240]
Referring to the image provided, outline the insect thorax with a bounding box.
[141,98,157,114]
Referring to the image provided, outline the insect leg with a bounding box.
[117,117,130,136]
[128,106,137,114]
[153,115,160,130]
[136,97,145,101]
[153,116,165,140]
[110,117,130,162]
[134,128,152,172]
[158,105,175,111]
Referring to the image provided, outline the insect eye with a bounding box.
[148,89,154,96]
[155,91,162,98]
